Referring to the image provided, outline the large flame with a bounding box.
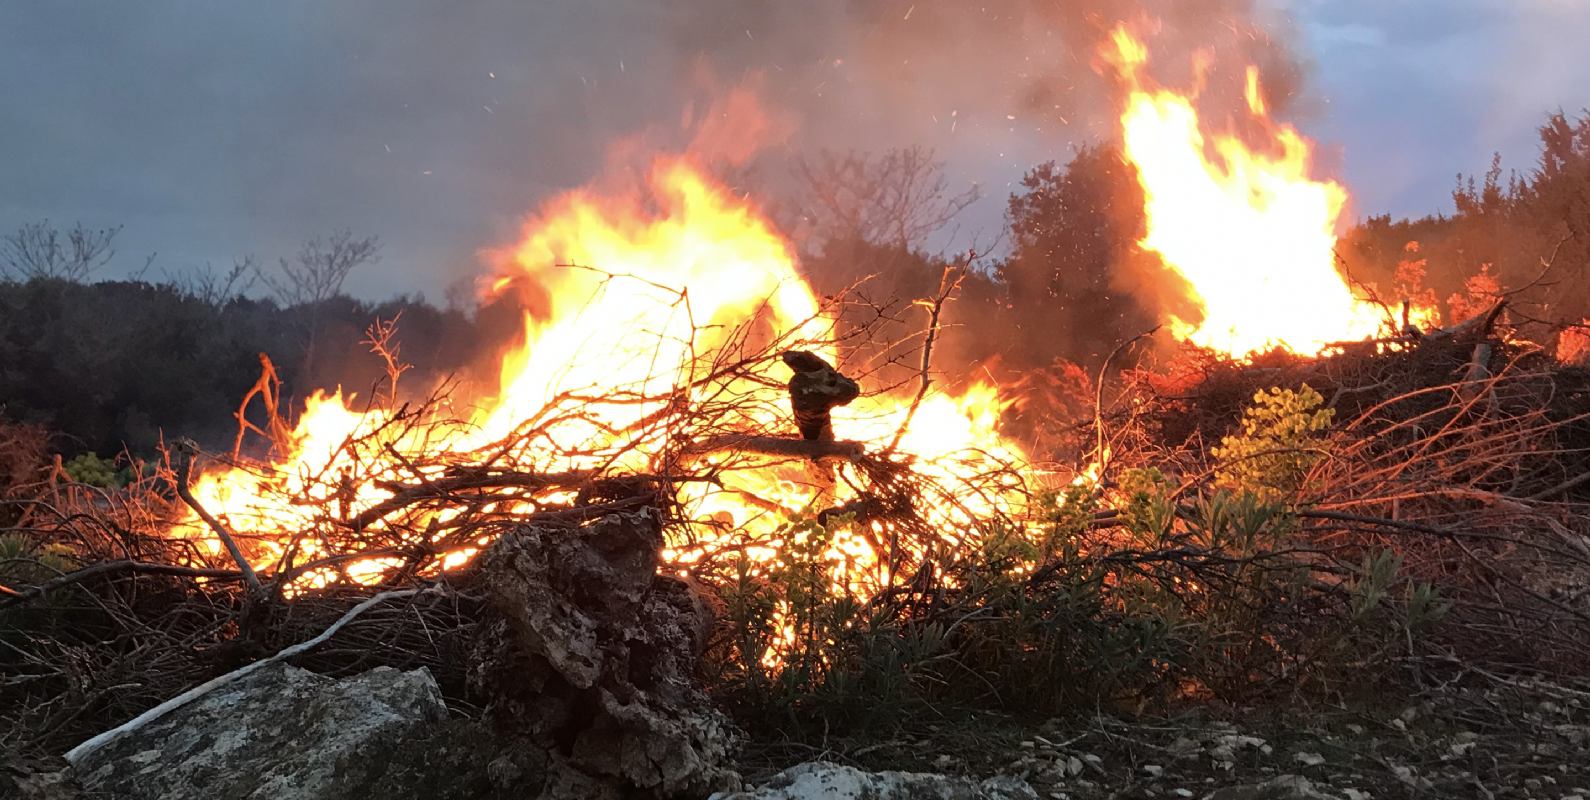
[174,156,1031,596]
[1106,27,1390,357]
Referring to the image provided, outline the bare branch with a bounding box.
[0,220,121,282]
[258,229,381,306]
[796,146,980,250]
[172,439,263,594]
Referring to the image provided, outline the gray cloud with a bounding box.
[1291,0,1590,220]
[2,1,1586,298]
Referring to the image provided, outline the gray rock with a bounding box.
[70,662,447,800]
[2,758,79,800]
[1205,774,1342,800]
[472,508,740,797]
[712,761,1039,800]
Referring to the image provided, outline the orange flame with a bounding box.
[172,156,1036,597]
[1106,26,1395,357]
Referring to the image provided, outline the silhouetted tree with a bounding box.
[994,145,1156,368]
[795,146,980,250]
[259,230,381,307]
[0,221,121,282]
[1342,109,1590,341]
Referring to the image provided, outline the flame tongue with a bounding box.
[1107,27,1387,357]
[174,156,1032,596]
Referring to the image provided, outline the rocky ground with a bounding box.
[7,489,1589,798]
[7,660,1589,799]
[735,677,1590,799]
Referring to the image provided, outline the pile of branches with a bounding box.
[740,306,1590,722]
[1094,312,1590,684]
[9,268,1589,760]
[0,273,1020,758]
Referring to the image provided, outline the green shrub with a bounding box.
[61,452,129,488]
[707,387,1452,737]
[1213,385,1334,496]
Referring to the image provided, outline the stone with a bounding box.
[712,761,1039,800]
[1205,774,1342,800]
[69,662,448,800]
[2,757,79,800]
[472,508,739,798]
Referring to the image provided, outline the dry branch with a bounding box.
[172,440,262,594]
[886,262,968,454]
[347,468,594,531]
[0,560,247,610]
[683,434,867,460]
[63,587,426,766]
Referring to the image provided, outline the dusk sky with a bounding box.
[3,1,1587,300]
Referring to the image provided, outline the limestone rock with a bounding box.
[2,757,79,800]
[70,662,447,800]
[473,508,740,797]
[1205,774,1343,800]
[713,761,1039,800]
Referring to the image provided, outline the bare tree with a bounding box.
[796,146,980,250]
[259,229,381,307]
[164,255,259,306]
[0,221,121,282]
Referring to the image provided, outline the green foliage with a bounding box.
[1347,549,1451,637]
[1213,385,1334,496]
[710,452,1460,739]
[1117,467,1176,545]
[62,452,129,488]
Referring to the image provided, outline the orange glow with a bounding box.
[1105,26,1403,357]
[169,156,1037,600]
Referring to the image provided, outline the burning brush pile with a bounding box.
[3,26,1590,799]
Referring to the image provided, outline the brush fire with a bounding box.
[171,27,1421,596]
[5,11,1590,800]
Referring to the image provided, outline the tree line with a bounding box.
[3,109,1586,461]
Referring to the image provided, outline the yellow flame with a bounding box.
[171,156,1037,600]
[1108,26,1396,357]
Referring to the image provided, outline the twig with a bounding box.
[172,439,262,594]
[64,587,426,766]
[1526,470,1590,501]
[1093,327,1159,483]
[347,468,593,531]
[0,560,246,609]
[886,262,967,454]
[684,434,866,460]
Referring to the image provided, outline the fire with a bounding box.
[1105,27,1392,357]
[171,156,1034,597]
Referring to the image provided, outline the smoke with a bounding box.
[0,1,1305,299]
[633,0,1310,250]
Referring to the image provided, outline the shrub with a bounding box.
[62,452,129,488]
[707,385,1453,738]
[1213,385,1333,496]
